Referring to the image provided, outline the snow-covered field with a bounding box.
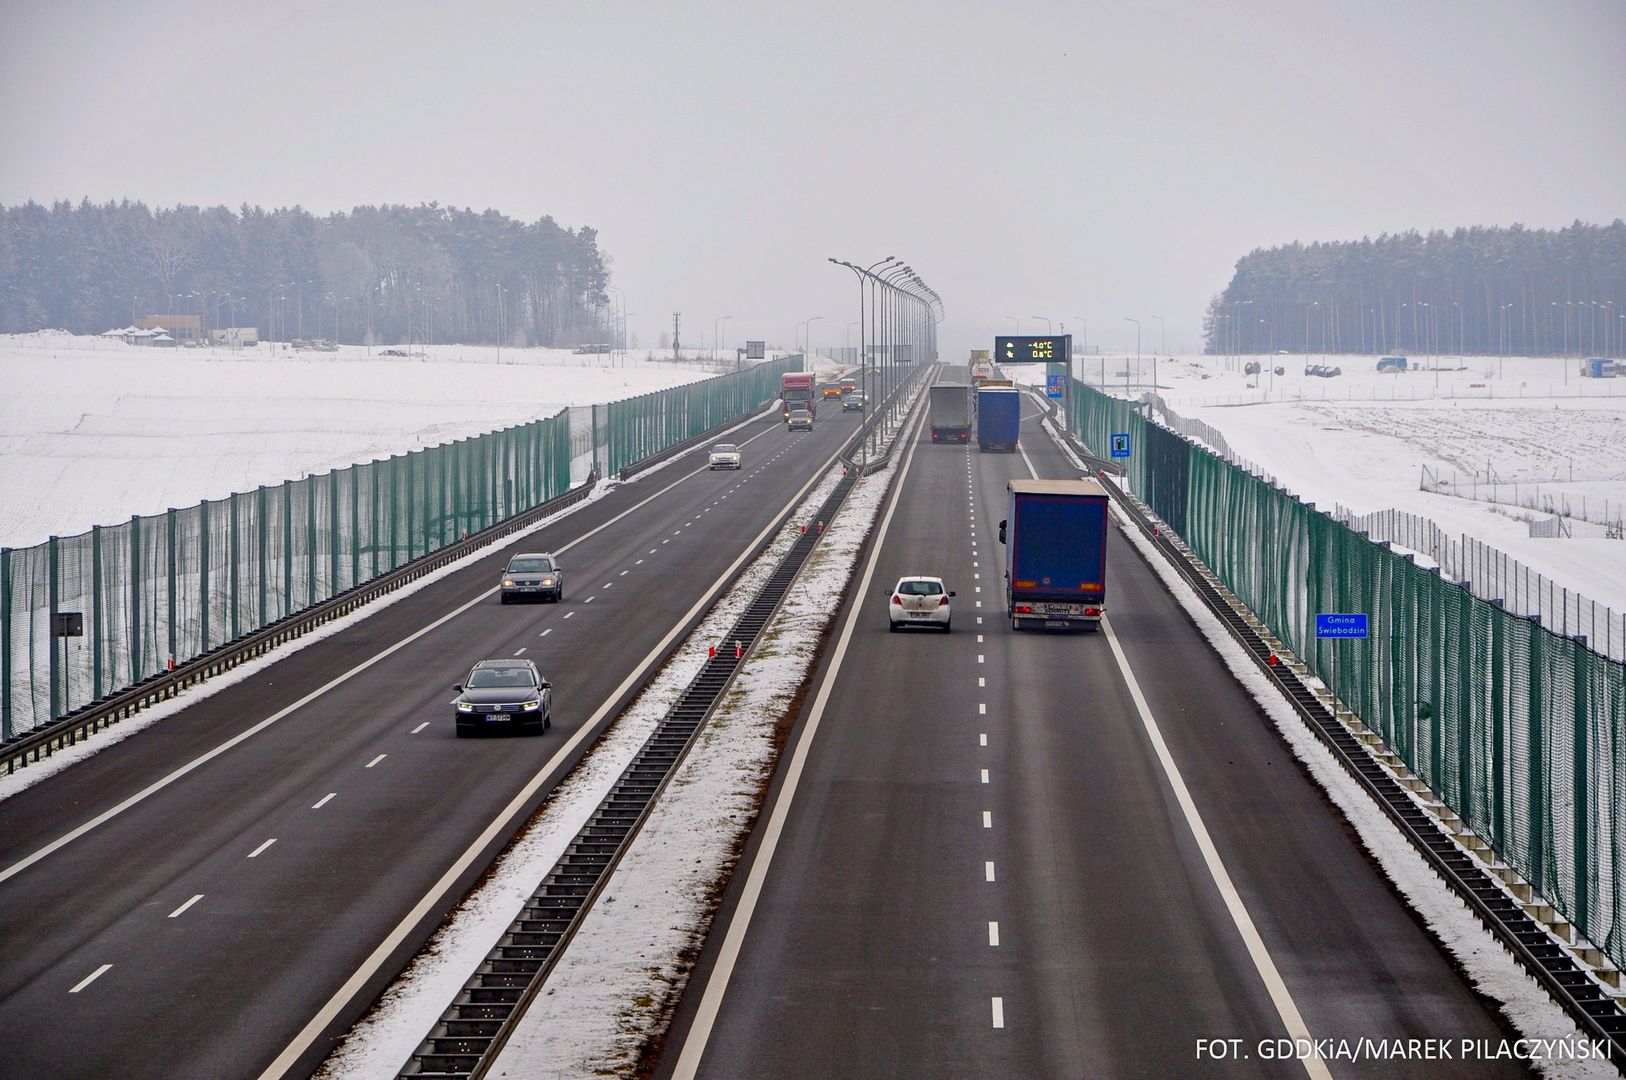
[0,331,756,549]
[1044,352,1626,616]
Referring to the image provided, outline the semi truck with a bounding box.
[999,478,1110,631]
[976,385,1020,452]
[929,383,972,443]
[781,371,816,418]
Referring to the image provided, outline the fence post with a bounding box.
[167,508,177,667]
[282,483,293,616]
[1,547,9,740]
[257,487,268,628]
[330,470,340,597]
[130,515,142,680]
[1573,637,1590,933]
[307,480,318,608]
[48,536,60,719]
[92,526,103,701]
[230,493,240,641]
[350,467,360,588]
[200,500,210,652]
[1528,615,1546,891]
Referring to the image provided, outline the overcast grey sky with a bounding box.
[3,0,1623,358]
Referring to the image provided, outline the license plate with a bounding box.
[484,713,511,722]
[1045,620,1071,628]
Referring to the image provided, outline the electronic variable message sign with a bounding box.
[996,334,1071,364]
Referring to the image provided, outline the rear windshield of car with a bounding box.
[508,557,553,573]
[468,667,535,689]
[899,580,944,596]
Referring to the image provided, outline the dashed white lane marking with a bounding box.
[513,647,527,655]
[973,573,980,580]
[540,629,553,637]
[985,861,996,882]
[975,601,982,608]
[410,722,429,734]
[636,559,645,565]
[563,612,575,619]
[992,997,1005,1028]
[366,754,387,769]
[989,921,1001,946]
[977,654,985,664]
[311,793,337,810]
[168,894,204,918]
[977,634,984,643]
[69,965,112,994]
[649,548,657,554]
[1102,617,1331,1078]
[673,530,681,536]
[974,586,981,593]
[979,703,987,715]
[602,582,613,589]
[981,768,989,784]
[978,677,985,687]
[983,811,993,828]
[247,838,277,858]
[584,596,596,603]
[976,616,983,624]
[979,733,988,746]
[620,570,629,576]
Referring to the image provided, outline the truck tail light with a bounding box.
[1015,605,1032,614]
[1085,608,1100,616]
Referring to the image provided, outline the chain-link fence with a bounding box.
[1,355,800,741]
[1066,377,1626,969]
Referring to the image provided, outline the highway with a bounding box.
[661,393,1530,1078]
[0,404,862,1079]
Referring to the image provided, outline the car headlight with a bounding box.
[541,577,555,586]
[456,701,475,712]
[521,698,541,711]
[503,578,515,587]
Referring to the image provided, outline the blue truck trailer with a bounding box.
[999,478,1110,631]
[977,386,1021,452]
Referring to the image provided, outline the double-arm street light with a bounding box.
[715,315,733,360]
[828,255,941,470]
[1031,315,1051,334]
[797,316,824,356]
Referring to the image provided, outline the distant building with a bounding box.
[211,327,260,347]
[136,314,202,343]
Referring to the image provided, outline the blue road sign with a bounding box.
[1315,613,1369,638]
[1046,373,1065,398]
[1110,433,1131,458]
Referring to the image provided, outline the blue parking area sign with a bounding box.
[1046,373,1065,398]
[1315,613,1368,638]
[1110,433,1130,458]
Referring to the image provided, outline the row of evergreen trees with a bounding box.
[1204,220,1626,358]
[0,199,611,346]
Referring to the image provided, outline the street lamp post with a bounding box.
[1031,315,1051,334]
[1004,315,1019,334]
[715,315,733,361]
[1123,317,1141,396]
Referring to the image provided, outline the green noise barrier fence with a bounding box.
[1,355,800,741]
[1066,378,1626,971]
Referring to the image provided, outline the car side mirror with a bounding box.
[949,591,957,597]
[452,684,463,692]
[539,680,552,689]
[998,520,1007,544]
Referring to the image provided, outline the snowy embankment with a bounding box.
[0,331,738,549]
[1037,353,1626,616]
[316,439,900,1077]
[1040,416,1614,1079]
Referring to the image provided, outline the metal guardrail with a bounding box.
[399,472,858,1079]
[1061,424,1626,1066]
[0,477,597,776]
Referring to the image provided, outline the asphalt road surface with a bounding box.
[0,404,862,1079]
[660,394,1530,1079]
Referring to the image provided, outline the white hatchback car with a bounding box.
[888,575,955,632]
[708,443,742,469]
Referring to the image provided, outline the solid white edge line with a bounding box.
[247,838,277,859]
[0,414,787,889]
[256,413,857,1080]
[1100,617,1330,1079]
[68,964,112,994]
[669,396,930,1080]
[168,894,204,918]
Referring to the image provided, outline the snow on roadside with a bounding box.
[313,462,867,1078]
[1043,421,1616,1077]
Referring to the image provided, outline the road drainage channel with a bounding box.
[399,471,856,1079]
